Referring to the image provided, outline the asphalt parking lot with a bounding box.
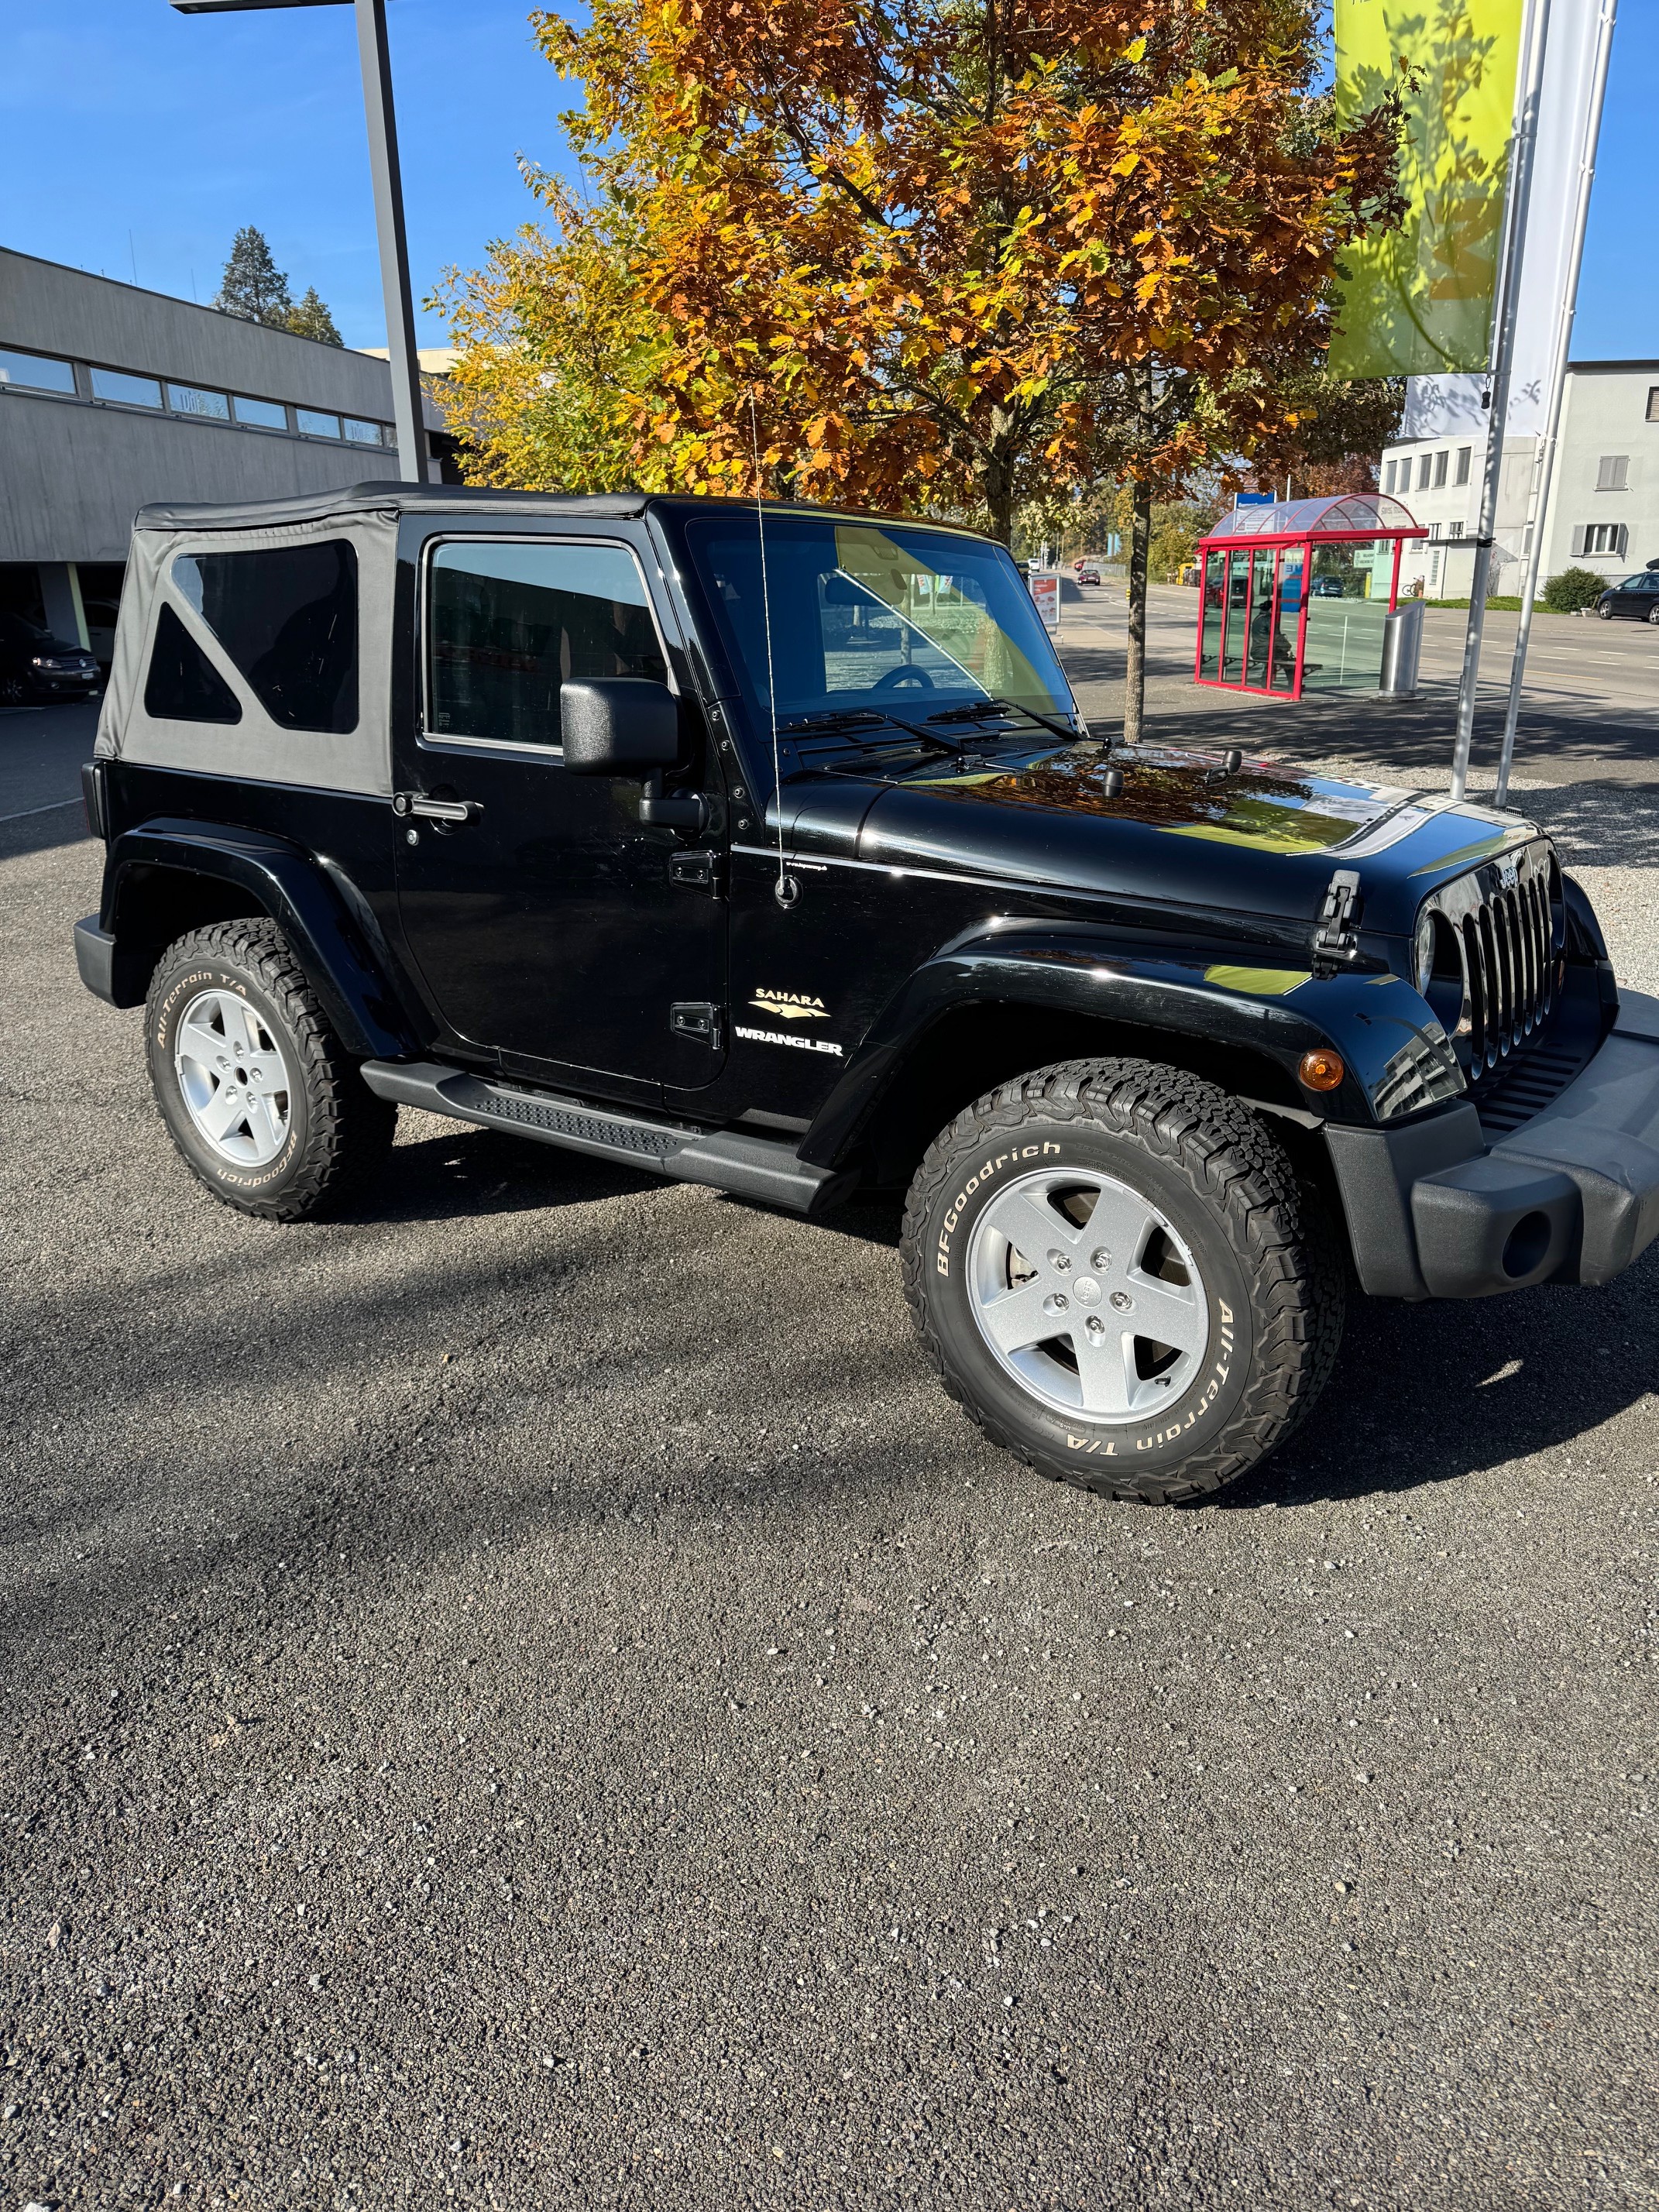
[2,694,1657,2210]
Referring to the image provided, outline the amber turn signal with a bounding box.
[1298,1048,1345,1094]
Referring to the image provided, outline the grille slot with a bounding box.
[1422,838,1562,1084]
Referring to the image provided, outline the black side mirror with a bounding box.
[561,678,680,775]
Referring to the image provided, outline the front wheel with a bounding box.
[145,919,395,1221]
[902,1060,1345,1504]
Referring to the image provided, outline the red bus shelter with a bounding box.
[1194,493,1427,702]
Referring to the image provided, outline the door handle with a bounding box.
[393,792,482,826]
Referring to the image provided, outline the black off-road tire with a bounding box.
[901,1058,1345,1504]
[145,919,396,1222]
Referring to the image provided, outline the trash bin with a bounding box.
[1379,599,1424,699]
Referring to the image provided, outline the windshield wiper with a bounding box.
[782,706,971,759]
[926,696,1079,743]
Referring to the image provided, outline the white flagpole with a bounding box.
[1494,0,1619,807]
[1449,0,1553,802]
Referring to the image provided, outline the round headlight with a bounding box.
[1413,910,1437,993]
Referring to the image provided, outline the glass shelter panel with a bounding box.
[1221,553,1249,683]
[1270,548,1303,692]
[1244,548,1277,687]
[1199,553,1225,679]
[1300,540,1389,693]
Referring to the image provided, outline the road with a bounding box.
[1055,581,1659,785]
[2,698,1657,2210]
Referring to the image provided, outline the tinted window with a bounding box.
[0,347,75,394]
[91,368,163,407]
[167,384,230,420]
[295,409,340,438]
[172,540,358,732]
[234,396,287,429]
[144,604,242,724]
[344,417,386,446]
[427,541,666,748]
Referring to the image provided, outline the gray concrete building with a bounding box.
[0,246,455,661]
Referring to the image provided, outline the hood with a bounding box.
[829,744,1545,937]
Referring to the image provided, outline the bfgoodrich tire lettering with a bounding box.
[902,1058,1345,1504]
[145,919,395,1221]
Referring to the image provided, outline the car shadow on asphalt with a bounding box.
[359,1121,665,1221]
[1218,1252,1659,1510]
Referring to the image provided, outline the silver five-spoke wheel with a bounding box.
[965,1167,1207,1419]
[173,988,293,1167]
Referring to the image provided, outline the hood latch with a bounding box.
[1311,867,1364,976]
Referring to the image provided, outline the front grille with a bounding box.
[1418,838,1564,1085]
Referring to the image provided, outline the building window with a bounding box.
[1595,454,1630,492]
[1647,387,1659,423]
[167,384,230,421]
[1383,459,1397,494]
[233,396,288,430]
[0,346,77,395]
[1572,522,1627,558]
[295,409,341,439]
[1448,521,1465,540]
[1417,453,1432,491]
[90,367,163,408]
[1433,449,1449,487]
[343,417,390,447]
[1455,446,1472,485]
[171,540,359,732]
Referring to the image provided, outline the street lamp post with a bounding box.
[169,0,428,484]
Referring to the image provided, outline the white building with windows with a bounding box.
[1379,359,1659,601]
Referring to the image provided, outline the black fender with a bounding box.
[799,919,1458,1167]
[98,818,422,1060]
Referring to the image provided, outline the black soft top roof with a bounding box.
[132,482,652,533]
[132,479,997,540]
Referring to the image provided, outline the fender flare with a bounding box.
[101,817,421,1060]
[799,919,1455,1166]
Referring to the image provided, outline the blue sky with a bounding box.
[1,0,1655,361]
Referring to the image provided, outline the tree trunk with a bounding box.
[1123,476,1152,746]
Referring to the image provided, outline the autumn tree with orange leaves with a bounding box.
[445,0,1403,735]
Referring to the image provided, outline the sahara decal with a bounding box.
[749,988,830,1021]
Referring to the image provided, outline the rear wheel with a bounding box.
[1647,604,1659,627]
[902,1059,1344,1504]
[145,919,395,1221]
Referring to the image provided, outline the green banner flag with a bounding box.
[1330,0,1524,377]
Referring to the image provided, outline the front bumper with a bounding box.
[1328,988,1659,1298]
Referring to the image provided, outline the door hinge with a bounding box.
[670,1001,723,1048]
[1311,867,1365,975]
[668,847,722,892]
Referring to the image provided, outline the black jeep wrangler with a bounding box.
[74,483,1659,1503]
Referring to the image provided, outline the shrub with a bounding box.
[1542,566,1607,613]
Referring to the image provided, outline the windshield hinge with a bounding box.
[1311,867,1365,976]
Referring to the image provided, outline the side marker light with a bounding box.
[1298,1048,1345,1094]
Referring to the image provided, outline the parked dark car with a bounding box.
[72,482,1659,1507]
[1594,568,1659,623]
[0,611,101,706]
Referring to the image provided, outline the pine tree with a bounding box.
[214,227,293,326]
[285,286,343,347]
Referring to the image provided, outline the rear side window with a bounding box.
[171,540,358,732]
[426,539,667,748]
[144,604,242,724]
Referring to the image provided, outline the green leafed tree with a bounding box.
[214,226,293,326]
[286,285,344,347]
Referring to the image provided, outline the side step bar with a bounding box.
[359,1060,854,1217]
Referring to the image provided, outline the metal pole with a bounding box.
[1494,0,1619,808]
[1448,0,1553,801]
[354,0,426,483]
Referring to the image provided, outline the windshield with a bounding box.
[683,514,1077,732]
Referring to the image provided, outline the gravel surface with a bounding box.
[3,797,1657,2211]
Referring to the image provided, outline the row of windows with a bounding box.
[143,538,666,745]
[1384,448,1473,496]
[0,343,393,448]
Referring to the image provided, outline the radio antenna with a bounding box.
[750,394,795,910]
